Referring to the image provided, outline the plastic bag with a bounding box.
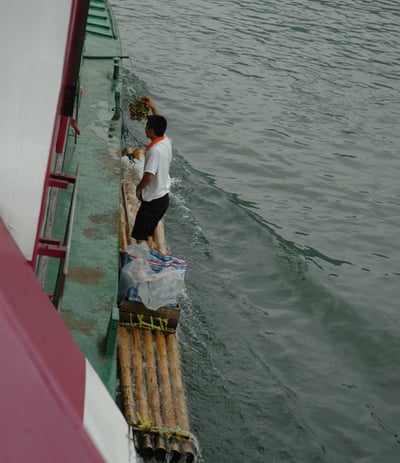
[118,244,186,310]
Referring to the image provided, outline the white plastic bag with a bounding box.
[118,244,185,310]
[137,264,184,310]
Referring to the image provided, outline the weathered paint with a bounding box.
[48,3,124,394]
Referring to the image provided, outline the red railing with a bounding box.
[38,164,80,309]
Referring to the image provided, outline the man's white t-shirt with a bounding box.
[142,136,172,202]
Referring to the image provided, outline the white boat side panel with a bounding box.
[83,360,138,463]
[0,0,73,260]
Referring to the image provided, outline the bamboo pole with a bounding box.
[131,327,154,458]
[155,331,181,460]
[118,327,135,423]
[167,334,195,462]
[143,329,167,460]
[125,219,132,247]
[118,327,140,450]
[119,205,127,252]
[121,182,133,247]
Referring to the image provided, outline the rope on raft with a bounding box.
[119,312,174,333]
[133,413,194,441]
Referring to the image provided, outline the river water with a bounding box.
[111,1,400,461]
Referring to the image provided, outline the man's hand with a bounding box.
[136,172,155,201]
[141,96,159,116]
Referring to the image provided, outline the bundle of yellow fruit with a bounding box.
[129,99,149,122]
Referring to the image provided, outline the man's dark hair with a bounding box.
[147,115,167,136]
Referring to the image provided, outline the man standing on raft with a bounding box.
[131,96,172,246]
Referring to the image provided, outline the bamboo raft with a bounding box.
[118,152,195,462]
